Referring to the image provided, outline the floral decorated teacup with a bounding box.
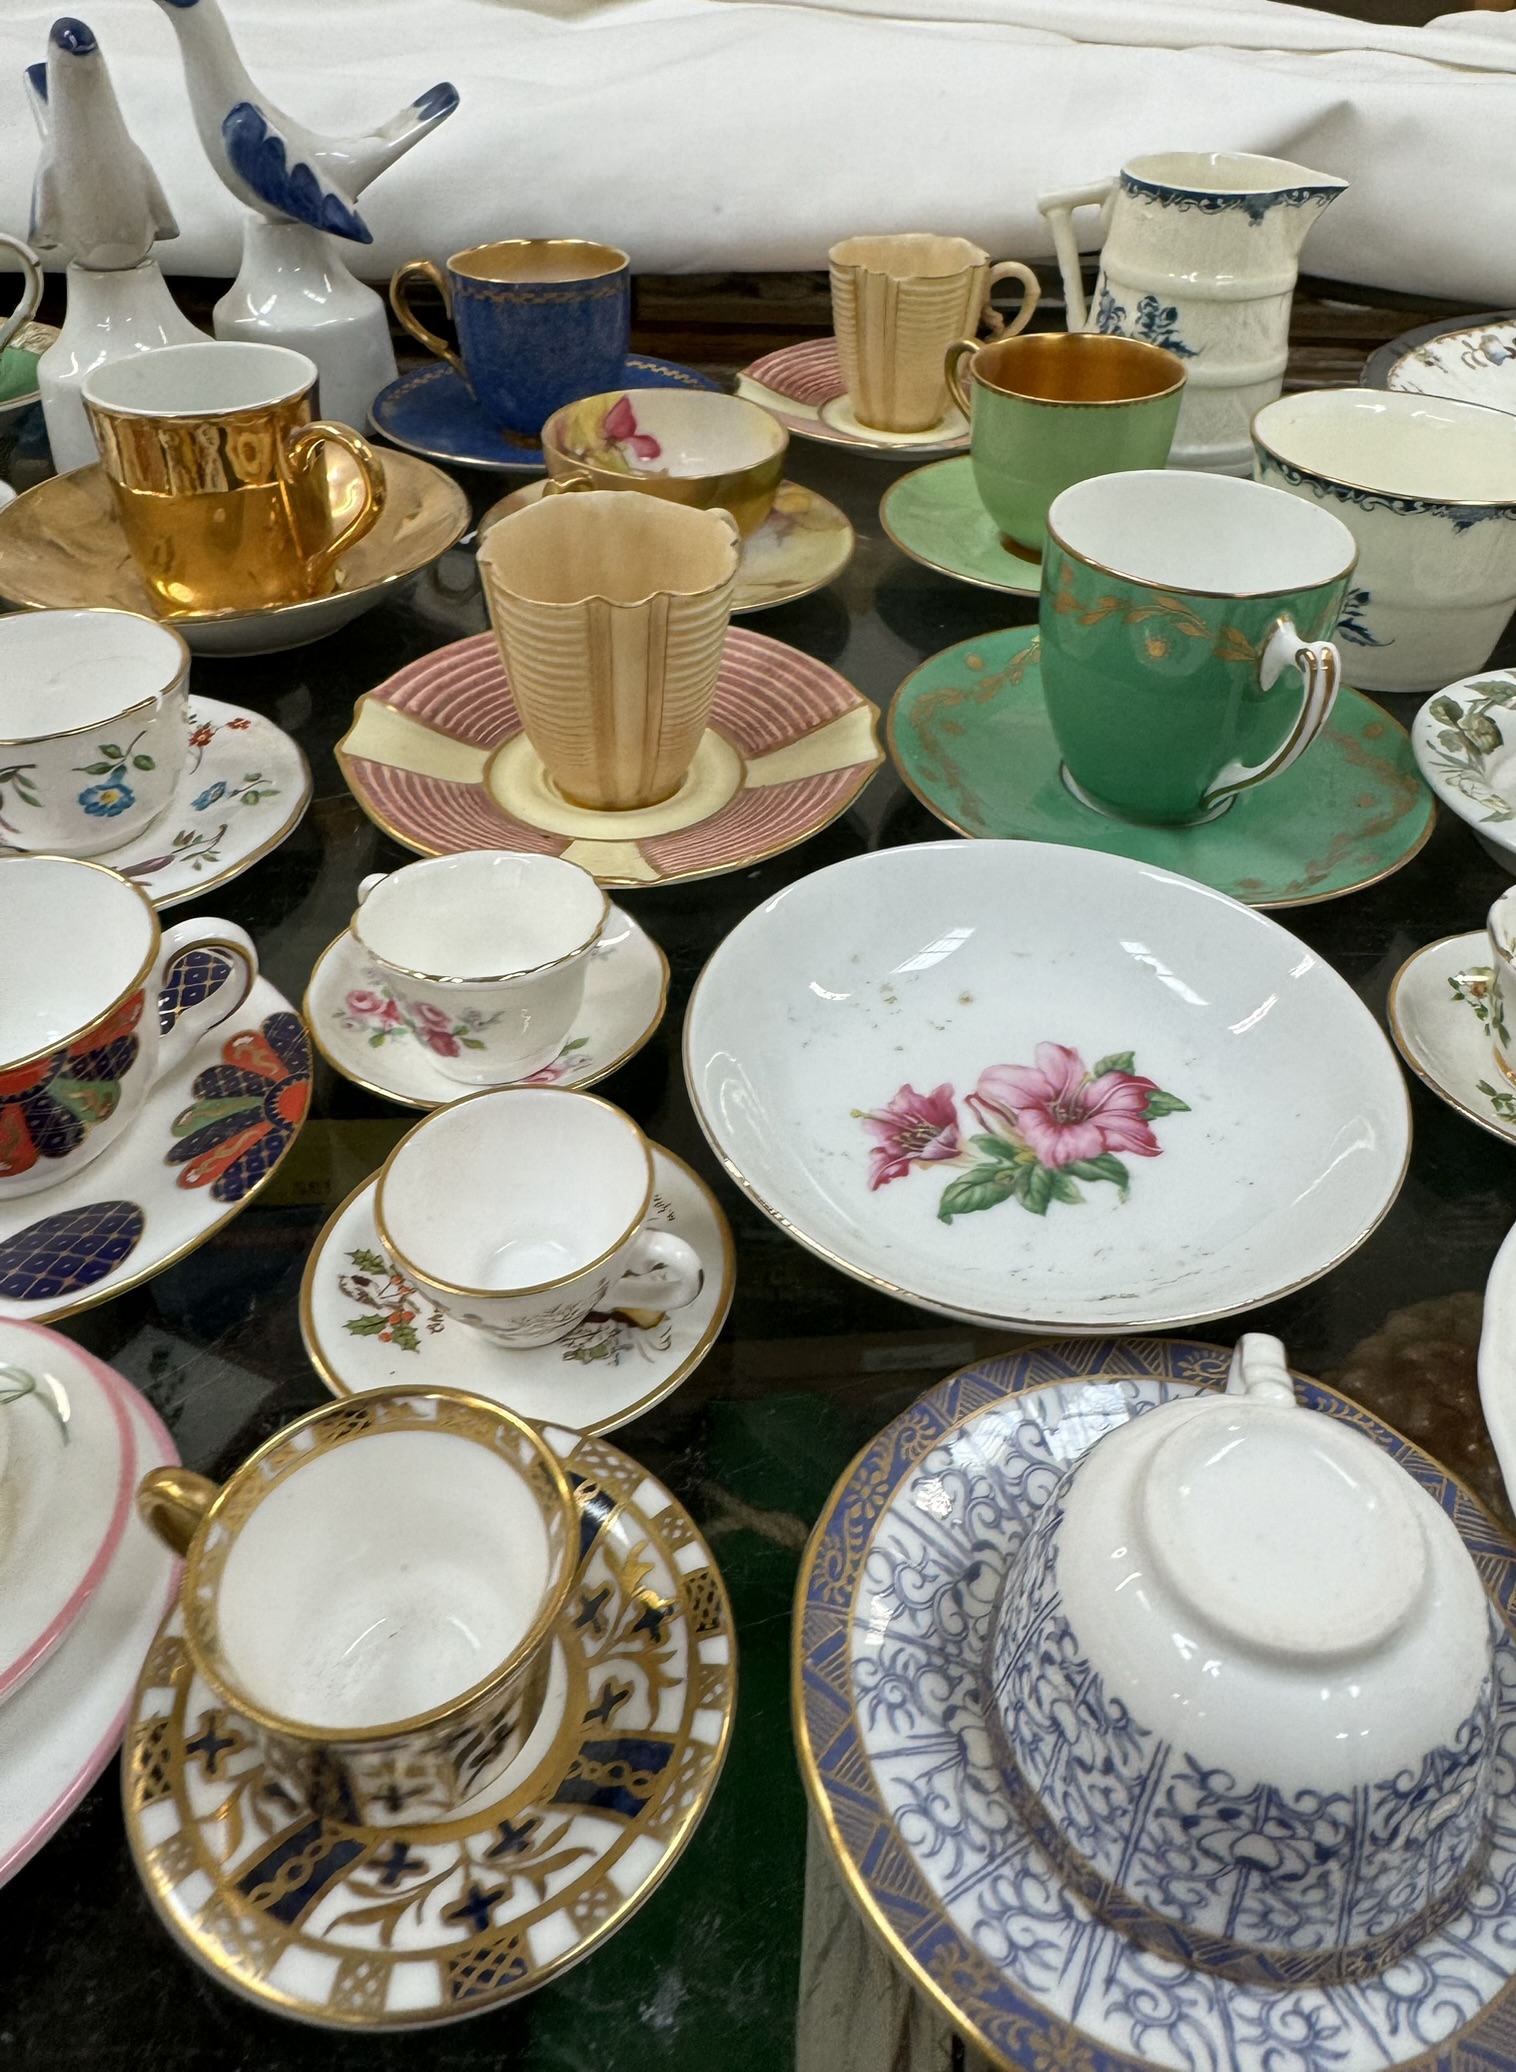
[0,609,188,856]
[135,1385,582,1825]
[0,857,256,1200]
[543,388,787,537]
[375,1088,703,1348]
[351,851,608,1085]
[988,1332,1496,1983]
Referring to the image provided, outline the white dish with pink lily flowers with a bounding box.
[683,841,1410,1331]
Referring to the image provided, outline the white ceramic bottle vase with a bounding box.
[1040,152,1347,474]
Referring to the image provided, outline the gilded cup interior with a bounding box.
[969,331,1186,406]
[1253,389,1516,507]
[449,238,628,286]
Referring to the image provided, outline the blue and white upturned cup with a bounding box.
[390,239,631,438]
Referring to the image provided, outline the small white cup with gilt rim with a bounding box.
[351,850,608,1084]
[0,609,189,856]
[374,1087,704,1348]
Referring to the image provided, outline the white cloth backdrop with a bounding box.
[0,0,1513,301]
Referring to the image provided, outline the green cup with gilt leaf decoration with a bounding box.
[1039,470,1356,827]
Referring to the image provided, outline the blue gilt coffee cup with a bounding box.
[390,239,631,438]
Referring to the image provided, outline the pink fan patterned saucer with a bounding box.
[336,629,883,889]
[737,338,970,456]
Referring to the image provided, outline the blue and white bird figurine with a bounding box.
[152,0,458,244]
[23,16,205,471]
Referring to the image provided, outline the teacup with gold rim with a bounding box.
[0,857,256,1201]
[82,341,386,618]
[543,388,787,537]
[136,1386,580,1825]
[1483,885,1516,1088]
[0,609,188,855]
[375,1088,704,1348]
[351,850,608,1085]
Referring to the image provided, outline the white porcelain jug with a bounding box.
[1039,152,1347,474]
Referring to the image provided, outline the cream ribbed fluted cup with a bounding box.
[477,490,740,811]
[829,234,1040,433]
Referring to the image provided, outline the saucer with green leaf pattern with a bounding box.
[880,457,1040,595]
[1389,931,1516,1145]
[889,626,1434,908]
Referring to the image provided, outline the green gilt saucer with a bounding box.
[889,626,1434,907]
[880,457,1040,595]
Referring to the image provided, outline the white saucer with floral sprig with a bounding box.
[300,1144,733,1433]
[1389,930,1516,1145]
[304,905,669,1108]
[0,697,310,909]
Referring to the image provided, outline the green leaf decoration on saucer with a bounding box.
[889,625,1434,908]
[880,457,1041,595]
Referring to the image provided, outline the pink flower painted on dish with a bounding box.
[603,393,662,462]
[346,988,400,1024]
[968,1044,1161,1170]
[856,1044,1188,1222]
[859,1082,961,1190]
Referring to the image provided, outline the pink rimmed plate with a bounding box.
[0,1319,135,1703]
[336,629,883,889]
[737,338,970,456]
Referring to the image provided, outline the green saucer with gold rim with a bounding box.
[880,456,1040,595]
[889,625,1434,907]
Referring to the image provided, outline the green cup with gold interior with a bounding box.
[943,331,1186,561]
[1039,469,1356,826]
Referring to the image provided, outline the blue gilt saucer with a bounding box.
[370,358,721,473]
[796,1336,1516,2072]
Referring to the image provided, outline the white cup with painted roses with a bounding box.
[0,610,189,856]
[351,850,607,1084]
[374,1088,704,1348]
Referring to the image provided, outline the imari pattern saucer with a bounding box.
[1390,931,1516,1145]
[305,906,668,1109]
[337,630,882,888]
[0,698,311,909]
[0,975,310,1322]
[880,457,1040,595]
[737,338,970,456]
[300,1145,733,1433]
[890,627,1434,907]
[478,479,855,615]
[796,1336,1516,2072]
[125,1427,734,2029]
[370,356,720,474]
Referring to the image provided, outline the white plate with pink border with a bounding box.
[0,1326,179,1887]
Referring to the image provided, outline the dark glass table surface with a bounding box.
[2,403,1513,2072]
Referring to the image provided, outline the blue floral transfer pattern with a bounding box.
[801,1342,1516,2072]
[1095,284,1198,359]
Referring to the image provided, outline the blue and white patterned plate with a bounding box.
[369,357,722,473]
[796,1337,1516,2072]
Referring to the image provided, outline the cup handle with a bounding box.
[0,234,43,357]
[608,1230,703,1314]
[944,338,979,419]
[1201,619,1340,813]
[978,261,1042,341]
[541,471,596,497]
[286,421,388,591]
[137,1466,219,1556]
[153,916,259,1077]
[1035,179,1114,333]
[389,258,466,379]
[356,872,386,902]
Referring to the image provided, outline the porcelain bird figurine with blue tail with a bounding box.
[152,0,458,430]
[24,16,206,472]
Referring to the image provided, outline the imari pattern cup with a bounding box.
[82,341,386,618]
[1039,470,1354,826]
[477,489,740,811]
[0,858,256,1201]
[135,1386,579,1825]
[829,233,1040,434]
[390,238,631,437]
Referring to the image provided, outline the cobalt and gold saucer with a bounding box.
[124,1424,734,2028]
[0,450,469,655]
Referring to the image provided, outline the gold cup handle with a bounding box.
[979,261,1042,341]
[286,421,388,591]
[137,1466,220,1557]
[541,470,596,498]
[944,338,980,420]
[389,258,466,378]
